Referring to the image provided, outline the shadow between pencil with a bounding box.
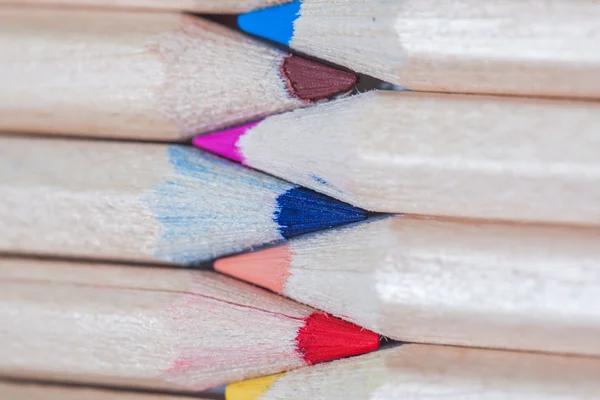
[0,252,214,271]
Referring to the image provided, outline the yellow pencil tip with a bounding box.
[225,373,283,400]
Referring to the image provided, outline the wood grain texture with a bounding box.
[0,136,293,264]
[0,380,208,400]
[0,7,301,140]
[0,257,314,391]
[252,344,600,399]
[220,215,600,356]
[0,0,289,13]
[237,90,600,226]
[291,0,600,98]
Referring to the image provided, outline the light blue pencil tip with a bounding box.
[238,1,301,46]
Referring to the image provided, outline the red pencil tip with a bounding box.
[297,312,380,365]
[192,121,259,164]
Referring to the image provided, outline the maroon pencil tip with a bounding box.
[281,55,357,102]
[296,312,380,365]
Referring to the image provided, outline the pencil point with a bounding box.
[298,312,380,365]
[215,245,292,293]
[281,55,358,101]
[275,187,367,238]
[238,1,301,46]
[192,121,259,164]
[226,373,284,400]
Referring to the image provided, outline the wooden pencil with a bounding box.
[0,380,209,400]
[0,0,289,13]
[226,344,600,400]
[0,257,379,391]
[0,136,366,264]
[216,215,600,357]
[195,90,600,226]
[238,0,600,99]
[0,7,356,141]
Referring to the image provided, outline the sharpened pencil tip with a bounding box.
[193,121,258,164]
[238,1,301,46]
[298,312,380,365]
[275,187,368,238]
[281,55,358,101]
[226,373,284,400]
[215,245,292,293]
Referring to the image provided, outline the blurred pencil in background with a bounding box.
[0,136,366,264]
[196,91,600,226]
[0,0,290,13]
[0,6,355,141]
[0,257,379,391]
[0,380,210,400]
[239,0,600,99]
[227,344,600,400]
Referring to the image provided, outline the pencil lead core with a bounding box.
[281,55,358,101]
[297,312,380,365]
[193,121,258,164]
[238,1,301,46]
[225,373,284,400]
[275,187,368,238]
[215,245,292,293]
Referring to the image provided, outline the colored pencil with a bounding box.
[0,136,366,264]
[238,0,600,99]
[0,7,355,141]
[0,257,379,391]
[0,380,209,400]
[195,90,600,226]
[216,215,600,357]
[226,344,600,400]
[0,0,289,13]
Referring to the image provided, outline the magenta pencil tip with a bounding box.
[193,121,259,164]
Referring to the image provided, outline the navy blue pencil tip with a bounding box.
[237,1,301,46]
[274,187,368,238]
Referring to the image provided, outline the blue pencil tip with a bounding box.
[274,187,368,238]
[238,1,301,46]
